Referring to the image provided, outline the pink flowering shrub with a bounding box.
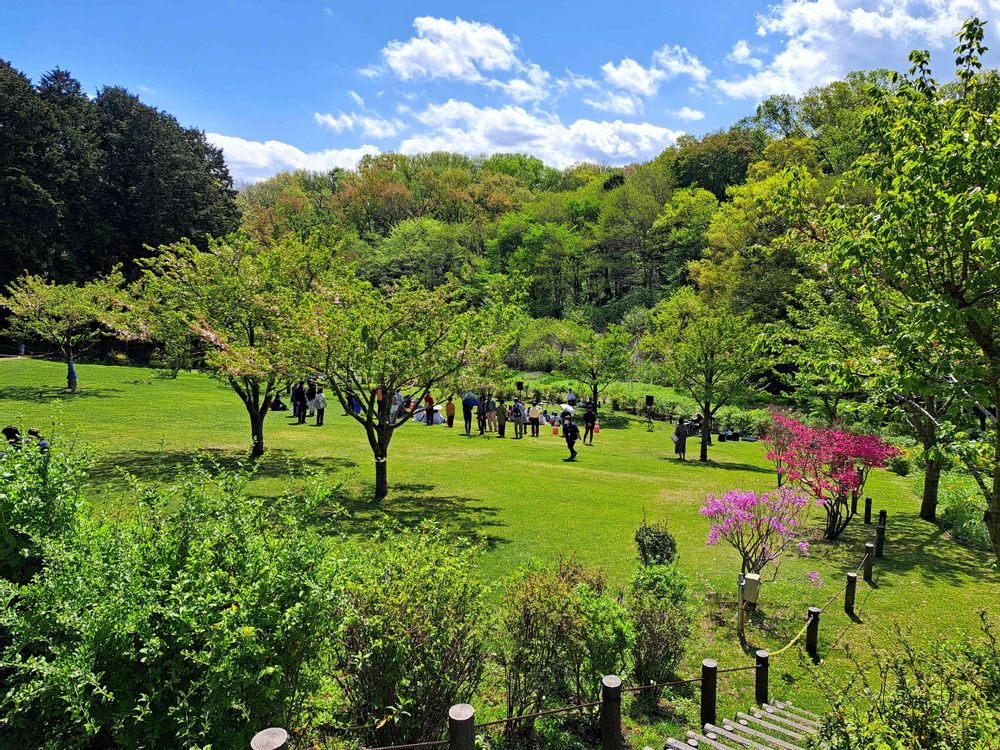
[764,414,898,540]
[700,487,813,575]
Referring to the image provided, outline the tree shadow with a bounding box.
[594,414,631,430]
[89,447,359,487]
[655,457,773,476]
[0,385,123,403]
[335,482,510,550]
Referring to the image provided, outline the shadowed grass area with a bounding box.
[3,357,998,724]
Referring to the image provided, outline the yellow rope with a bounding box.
[769,616,813,659]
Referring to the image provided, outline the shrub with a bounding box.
[0,438,83,583]
[716,407,770,437]
[885,453,910,476]
[499,560,631,732]
[634,521,678,566]
[939,481,991,550]
[811,615,1000,749]
[628,563,692,713]
[0,461,333,750]
[327,525,491,747]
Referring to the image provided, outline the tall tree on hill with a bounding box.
[826,18,1000,561]
[643,287,766,462]
[558,324,633,409]
[299,275,517,500]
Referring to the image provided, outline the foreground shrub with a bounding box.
[939,480,991,550]
[628,563,692,713]
[635,520,678,566]
[0,462,333,750]
[499,560,631,733]
[0,438,83,583]
[327,525,491,748]
[811,614,1000,749]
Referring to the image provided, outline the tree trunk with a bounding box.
[699,406,711,462]
[249,409,265,458]
[920,459,942,521]
[375,456,388,500]
[987,389,1000,564]
[591,383,599,410]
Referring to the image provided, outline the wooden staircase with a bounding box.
[662,699,820,750]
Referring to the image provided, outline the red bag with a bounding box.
[594,420,601,433]
[553,426,559,435]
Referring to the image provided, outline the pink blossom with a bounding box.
[807,571,823,587]
[796,541,810,556]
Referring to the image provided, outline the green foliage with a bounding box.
[0,438,83,583]
[939,478,991,551]
[628,563,692,712]
[499,561,631,726]
[811,616,1000,749]
[327,525,491,746]
[0,460,333,750]
[634,521,678,566]
[715,407,771,438]
[358,216,481,288]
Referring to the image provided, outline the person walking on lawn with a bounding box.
[423,392,435,426]
[497,398,508,437]
[461,391,478,435]
[512,398,524,439]
[583,403,597,446]
[445,396,456,428]
[563,415,580,461]
[313,387,328,426]
[486,395,497,432]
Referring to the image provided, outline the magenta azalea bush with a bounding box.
[700,487,814,575]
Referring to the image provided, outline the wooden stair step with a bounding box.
[722,719,807,750]
[685,729,747,750]
[761,704,819,730]
[771,699,821,722]
[751,708,815,735]
[703,722,783,750]
[737,711,807,741]
[666,738,698,749]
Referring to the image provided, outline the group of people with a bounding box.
[2,425,49,453]
[269,379,329,426]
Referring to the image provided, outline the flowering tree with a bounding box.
[765,415,897,540]
[700,487,813,575]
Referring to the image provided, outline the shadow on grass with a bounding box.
[655,457,773,476]
[331,482,509,551]
[0,385,123,403]
[89,447,359,487]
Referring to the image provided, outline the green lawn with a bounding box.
[3,357,998,734]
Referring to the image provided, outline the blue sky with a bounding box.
[4,1,999,181]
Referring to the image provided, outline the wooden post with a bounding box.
[878,509,887,525]
[755,650,769,705]
[251,728,288,750]
[806,607,821,660]
[700,659,718,728]
[875,524,886,558]
[449,704,475,750]
[864,543,875,583]
[601,675,622,750]
[864,496,873,524]
[845,572,857,615]
[851,494,858,516]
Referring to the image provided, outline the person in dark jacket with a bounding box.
[461,392,478,435]
[293,381,308,424]
[582,404,597,446]
[673,418,688,460]
[563,415,580,461]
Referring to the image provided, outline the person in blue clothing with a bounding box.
[511,398,525,439]
[461,391,479,435]
[67,358,77,393]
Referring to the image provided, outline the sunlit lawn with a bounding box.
[3,357,998,734]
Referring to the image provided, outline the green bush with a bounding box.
[635,521,678,566]
[716,407,770,437]
[628,563,692,713]
[0,461,333,750]
[885,453,910,476]
[499,560,631,732]
[939,482,991,550]
[327,525,491,747]
[811,615,1000,749]
[0,439,83,583]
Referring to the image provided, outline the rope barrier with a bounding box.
[716,664,758,675]
[622,676,705,694]
[770,615,814,659]
[364,740,447,750]
[474,700,602,729]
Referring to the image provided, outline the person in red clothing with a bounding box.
[423,392,435,426]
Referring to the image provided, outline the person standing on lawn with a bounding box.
[486,395,497,432]
[512,398,524,439]
[445,396,456,428]
[583,403,597,446]
[497,398,508,437]
[294,380,308,424]
[461,391,478,435]
[673,417,688,460]
[423,391,435,426]
[313,387,328,426]
[563,415,580,461]
[528,402,541,437]
[306,379,317,417]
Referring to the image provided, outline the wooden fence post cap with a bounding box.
[702,658,718,669]
[251,727,288,750]
[755,649,769,659]
[449,703,474,722]
[602,674,622,689]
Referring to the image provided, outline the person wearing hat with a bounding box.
[563,414,580,461]
[583,403,597,445]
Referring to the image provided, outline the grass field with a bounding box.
[3,357,999,737]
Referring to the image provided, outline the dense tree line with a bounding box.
[0,61,239,289]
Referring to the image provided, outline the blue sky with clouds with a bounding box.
[4,1,999,181]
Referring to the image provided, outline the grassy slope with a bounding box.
[3,358,998,732]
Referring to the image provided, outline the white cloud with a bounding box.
[349,90,365,108]
[207,133,379,182]
[718,0,1000,100]
[358,64,382,78]
[314,112,355,132]
[652,45,711,82]
[357,115,404,138]
[601,57,665,96]
[382,16,518,82]
[670,106,705,121]
[138,84,156,94]
[583,91,643,115]
[727,40,763,69]
[404,99,682,168]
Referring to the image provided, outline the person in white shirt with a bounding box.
[314,387,328,426]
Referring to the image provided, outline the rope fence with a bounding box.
[251,505,892,750]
